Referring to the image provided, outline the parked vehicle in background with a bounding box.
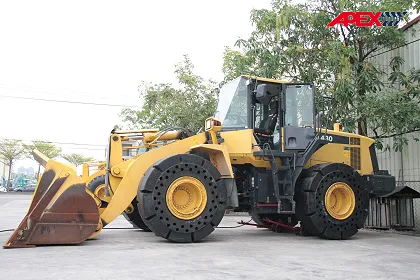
[14,184,37,192]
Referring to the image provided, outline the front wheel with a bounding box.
[137,154,227,243]
[295,163,368,240]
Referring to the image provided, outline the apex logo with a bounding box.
[327,11,407,27]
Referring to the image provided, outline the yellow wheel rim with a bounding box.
[166,176,207,220]
[94,184,106,201]
[325,182,355,220]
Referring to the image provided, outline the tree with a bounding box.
[223,0,420,150]
[119,55,218,133]
[62,154,95,167]
[0,140,26,190]
[23,140,62,177]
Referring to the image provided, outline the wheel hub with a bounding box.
[166,176,207,220]
[94,184,106,200]
[325,182,355,220]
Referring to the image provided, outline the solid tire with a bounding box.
[137,154,227,243]
[87,175,150,231]
[122,198,152,232]
[295,163,368,240]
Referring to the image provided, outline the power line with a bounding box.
[368,38,420,59]
[0,84,137,100]
[50,146,105,151]
[0,94,142,109]
[0,138,106,149]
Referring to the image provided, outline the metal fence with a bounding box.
[400,181,420,232]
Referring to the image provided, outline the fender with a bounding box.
[190,144,234,179]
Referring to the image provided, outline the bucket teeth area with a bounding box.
[3,157,100,249]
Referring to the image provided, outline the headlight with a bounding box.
[205,119,212,131]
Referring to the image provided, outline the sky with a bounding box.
[0,0,272,171]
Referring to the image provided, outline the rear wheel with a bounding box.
[122,199,151,232]
[87,175,107,203]
[138,154,227,243]
[87,174,150,231]
[295,163,368,240]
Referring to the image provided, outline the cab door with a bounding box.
[282,83,316,151]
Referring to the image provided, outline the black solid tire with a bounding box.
[87,174,106,194]
[122,199,152,232]
[295,163,369,240]
[137,154,227,243]
[87,175,150,231]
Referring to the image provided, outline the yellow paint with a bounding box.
[333,123,343,131]
[166,176,207,220]
[343,149,350,158]
[143,131,181,143]
[305,129,374,175]
[325,182,355,220]
[219,129,274,168]
[26,153,103,240]
[94,184,107,202]
[241,75,290,84]
[100,132,207,225]
[82,163,89,181]
[191,144,234,178]
[109,134,123,168]
[114,129,159,134]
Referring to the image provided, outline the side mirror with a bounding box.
[256,84,270,105]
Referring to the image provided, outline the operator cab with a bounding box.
[214,75,315,151]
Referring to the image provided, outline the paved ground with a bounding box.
[0,193,419,280]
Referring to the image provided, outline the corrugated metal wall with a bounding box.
[370,21,420,183]
[369,19,420,231]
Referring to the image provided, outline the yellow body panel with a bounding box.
[241,75,289,84]
[100,133,207,225]
[220,129,271,168]
[191,144,234,178]
[304,130,374,175]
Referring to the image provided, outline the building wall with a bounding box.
[369,19,420,182]
[369,18,420,230]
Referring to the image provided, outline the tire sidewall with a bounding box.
[138,154,227,242]
[87,175,105,194]
[297,164,369,239]
[317,173,365,227]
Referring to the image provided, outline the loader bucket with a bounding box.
[3,150,100,249]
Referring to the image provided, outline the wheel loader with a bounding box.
[3,75,396,248]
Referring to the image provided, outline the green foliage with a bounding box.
[120,55,218,133]
[0,140,26,166]
[62,153,95,167]
[0,139,26,190]
[23,140,62,159]
[222,47,254,84]
[223,0,420,150]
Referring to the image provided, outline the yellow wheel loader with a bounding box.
[3,76,396,248]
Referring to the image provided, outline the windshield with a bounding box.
[285,84,314,127]
[214,77,248,128]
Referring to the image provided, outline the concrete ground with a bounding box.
[0,193,419,280]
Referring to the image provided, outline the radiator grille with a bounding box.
[350,147,361,170]
[350,137,360,145]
